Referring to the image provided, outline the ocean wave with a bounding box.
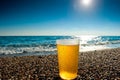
[2,43,56,47]
[81,40,120,46]
[1,41,120,55]
[0,36,120,56]
[0,46,56,55]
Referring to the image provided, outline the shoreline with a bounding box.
[0,48,120,79]
[1,47,120,57]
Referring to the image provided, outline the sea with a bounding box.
[0,36,120,57]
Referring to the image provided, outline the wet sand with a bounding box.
[0,48,120,80]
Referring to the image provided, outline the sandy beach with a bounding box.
[0,48,120,80]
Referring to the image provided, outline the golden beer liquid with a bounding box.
[57,44,79,79]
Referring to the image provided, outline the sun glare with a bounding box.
[81,0,92,7]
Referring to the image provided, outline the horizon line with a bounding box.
[0,35,120,36]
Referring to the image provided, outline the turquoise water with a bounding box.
[0,36,120,56]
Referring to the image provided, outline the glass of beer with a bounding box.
[57,39,79,80]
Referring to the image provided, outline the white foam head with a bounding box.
[56,39,79,45]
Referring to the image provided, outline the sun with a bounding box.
[74,0,94,10]
[81,0,92,7]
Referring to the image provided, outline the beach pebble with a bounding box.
[0,48,120,79]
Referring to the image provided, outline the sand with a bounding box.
[0,48,120,80]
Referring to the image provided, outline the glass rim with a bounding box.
[56,39,79,45]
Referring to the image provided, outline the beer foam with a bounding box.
[56,39,79,45]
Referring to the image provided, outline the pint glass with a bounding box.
[57,39,79,79]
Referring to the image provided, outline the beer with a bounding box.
[57,39,79,79]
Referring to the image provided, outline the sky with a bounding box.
[0,0,120,36]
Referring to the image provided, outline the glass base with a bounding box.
[59,73,77,80]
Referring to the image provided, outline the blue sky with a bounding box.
[0,0,120,36]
